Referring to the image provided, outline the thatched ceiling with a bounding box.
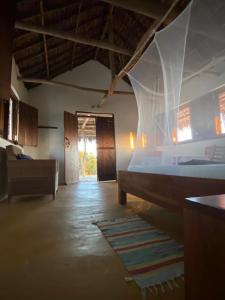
[14,0,190,89]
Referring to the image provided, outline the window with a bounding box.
[177,106,192,142]
[219,91,225,134]
[7,99,13,141]
[0,91,19,141]
[18,101,38,146]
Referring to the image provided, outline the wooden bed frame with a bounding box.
[118,170,225,214]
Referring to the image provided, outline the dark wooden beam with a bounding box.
[97,0,181,107]
[15,21,132,56]
[19,77,134,95]
[14,9,104,44]
[100,0,178,21]
[14,27,101,62]
[108,6,116,78]
[71,0,83,69]
[94,11,109,60]
[22,49,94,75]
[40,0,50,79]
[18,41,72,69]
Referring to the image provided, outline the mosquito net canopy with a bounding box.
[128,0,225,179]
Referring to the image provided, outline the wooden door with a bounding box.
[64,111,79,184]
[96,116,117,181]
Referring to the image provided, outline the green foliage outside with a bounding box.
[79,151,97,176]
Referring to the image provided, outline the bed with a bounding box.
[118,167,225,214]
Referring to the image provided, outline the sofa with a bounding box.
[6,145,58,202]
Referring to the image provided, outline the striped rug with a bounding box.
[96,216,184,292]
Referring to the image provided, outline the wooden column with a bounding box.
[0,2,16,100]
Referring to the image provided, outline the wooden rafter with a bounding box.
[14,26,101,62]
[108,6,115,78]
[96,0,181,107]
[18,41,72,67]
[20,2,78,22]
[22,48,95,77]
[40,0,50,79]
[15,21,132,56]
[94,14,109,60]
[100,0,179,22]
[23,50,96,80]
[19,77,134,95]
[15,12,104,44]
[71,0,83,69]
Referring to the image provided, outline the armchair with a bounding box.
[6,145,58,202]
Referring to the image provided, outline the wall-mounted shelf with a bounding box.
[38,126,58,129]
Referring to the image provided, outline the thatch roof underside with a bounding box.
[14,0,190,89]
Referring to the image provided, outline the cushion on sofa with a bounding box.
[17,154,33,160]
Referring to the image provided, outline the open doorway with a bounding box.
[77,112,117,182]
[78,116,97,181]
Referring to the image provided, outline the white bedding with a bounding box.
[128,164,225,179]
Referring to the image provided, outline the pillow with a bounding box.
[17,154,33,160]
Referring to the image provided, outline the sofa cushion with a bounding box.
[17,154,33,160]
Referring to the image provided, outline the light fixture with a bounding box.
[141,133,147,148]
[129,131,135,149]
[172,128,177,144]
[215,116,222,135]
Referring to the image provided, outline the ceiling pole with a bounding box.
[18,77,134,95]
[71,0,83,70]
[108,6,116,79]
[94,14,109,60]
[15,21,132,56]
[97,0,181,107]
[40,0,50,79]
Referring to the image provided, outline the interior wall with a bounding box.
[28,60,138,184]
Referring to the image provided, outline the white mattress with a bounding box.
[128,164,225,179]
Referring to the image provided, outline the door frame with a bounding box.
[76,111,117,181]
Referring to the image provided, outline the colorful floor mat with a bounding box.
[96,216,184,291]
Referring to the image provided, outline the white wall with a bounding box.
[28,60,138,183]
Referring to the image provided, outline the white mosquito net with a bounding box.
[128,0,225,179]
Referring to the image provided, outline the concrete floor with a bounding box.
[0,182,184,300]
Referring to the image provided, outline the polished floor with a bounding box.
[0,182,184,300]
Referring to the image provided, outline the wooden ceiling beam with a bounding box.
[15,11,103,44]
[18,77,134,95]
[19,2,78,22]
[18,41,72,68]
[40,0,50,79]
[17,41,95,69]
[96,0,181,107]
[15,21,132,56]
[94,14,109,60]
[71,0,83,69]
[14,23,101,60]
[18,1,102,24]
[20,48,94,74]
[100,0,178,21]
[108,6,116,79]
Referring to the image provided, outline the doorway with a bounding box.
[78,116,97,181]
[77,112,117,182]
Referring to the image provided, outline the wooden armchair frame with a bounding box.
[7,159,59,202]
